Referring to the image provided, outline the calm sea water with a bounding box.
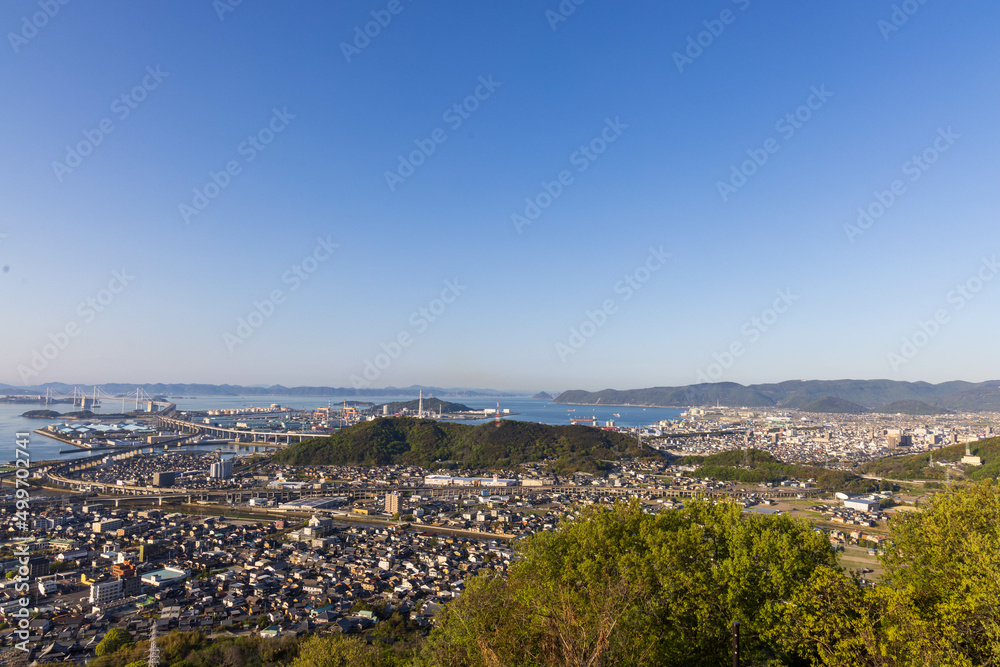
[0,395,683,465]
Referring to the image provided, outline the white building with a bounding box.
[844,498,879,512]
[89,579,123,606]
[209,459,234,479]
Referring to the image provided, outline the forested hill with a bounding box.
[377,397,472,414]
[555,383,774,407]
[872,400,954,415]
[271,417,648,473]
[861,436,1000,481]
[554,379,1000,411]
[683,449,881,493]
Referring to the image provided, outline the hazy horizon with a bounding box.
[4,376,999,397]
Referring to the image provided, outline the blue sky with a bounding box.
[1,0,998,392]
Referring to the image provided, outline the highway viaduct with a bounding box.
[154,414,317,444]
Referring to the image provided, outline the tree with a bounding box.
[880,481,1000,664]
[423,498,838,666]
[96,628,134,657]
[289,635,395,667]
[779,482,1000,666]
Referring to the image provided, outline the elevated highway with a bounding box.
[154,413,322,445]
[46,453,824,508]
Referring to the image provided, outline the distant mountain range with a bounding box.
[553,380,1000,412]
[0,382,517,398]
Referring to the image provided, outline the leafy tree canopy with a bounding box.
[95,629,133,657]
[778,482,1000,666]
[424,498,837,666]
[290,635,396,667]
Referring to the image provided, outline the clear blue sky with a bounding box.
[2,1,999,392]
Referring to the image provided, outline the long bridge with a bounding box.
[154,413,320,444]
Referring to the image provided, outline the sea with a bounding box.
[0,394,684,465]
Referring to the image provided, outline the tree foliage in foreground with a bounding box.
[778,482,1000,666]
[423,499,837,666]
[289,634,397,667]
[86,630,300,667]
[95,629,133,657]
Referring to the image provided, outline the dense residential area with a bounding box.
[0,501,512,664]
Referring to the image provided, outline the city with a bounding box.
[0,385,996,663]
[4,2,999,664]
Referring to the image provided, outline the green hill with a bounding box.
[799,396,868,414]
[378,397,472,414]
[861,436,1000,481]
[554,383,776,407]
[271,417,649,473]
[21,409,62,419]
[685,448,880,493]
[873,400,954,415]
